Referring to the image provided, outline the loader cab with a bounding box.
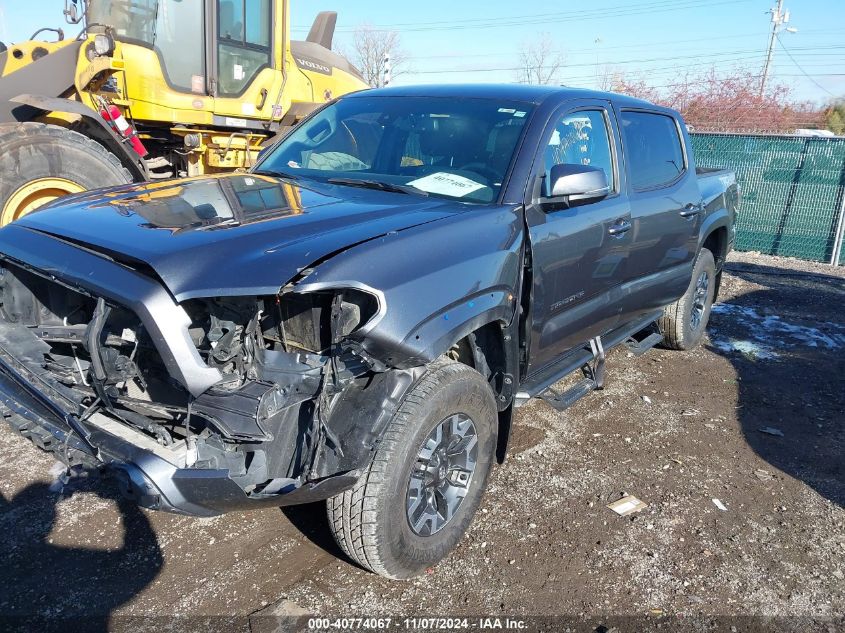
[82,0,280,103]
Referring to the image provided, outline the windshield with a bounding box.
[87,0,158,40]
[256,96,533,203]
[87,0,204,92]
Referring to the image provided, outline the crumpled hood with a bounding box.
[8,173,467,301]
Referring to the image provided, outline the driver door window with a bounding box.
[217,0,272,96]
[542,109,615,197]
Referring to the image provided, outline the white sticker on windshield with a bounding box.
[498,108,516,114]
[407,172,486,198]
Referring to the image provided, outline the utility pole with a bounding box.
[760,0,797,96]
[594,38,603,88]
[383,53,391,88]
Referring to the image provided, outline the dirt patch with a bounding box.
[505,424,547,455]
[0,252,843,627]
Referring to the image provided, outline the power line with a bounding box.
[405,47,845,64]
[403,46,843,76]
[408,46,845,72]
[292,0,754,34]
[776,34,837,97]
[308,0,700,29]
[400,61,844,90]
[305,0,709,29]
[398,32,845,60]
[562,59,770,83]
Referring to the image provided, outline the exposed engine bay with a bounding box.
[0,260,405,506]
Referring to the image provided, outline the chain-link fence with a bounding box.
[690,132,845,265]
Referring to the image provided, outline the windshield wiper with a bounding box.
[327,177,428,197]
[253,168,300,180]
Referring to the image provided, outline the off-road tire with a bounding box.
[0,122,132,225]
[658,247,717,350]
[326,357,497,579]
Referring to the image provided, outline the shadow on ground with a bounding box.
[281,502,348,562]
[709,263,845,508]
[0,474,163,631]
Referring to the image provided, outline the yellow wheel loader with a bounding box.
[0,0,368,225]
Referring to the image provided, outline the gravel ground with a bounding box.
[0,252,843,631]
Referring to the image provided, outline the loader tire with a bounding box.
[326,357,497,579]
[658,247,717,350]
[0,122,133,226]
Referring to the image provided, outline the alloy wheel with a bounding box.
[406,413,478,536]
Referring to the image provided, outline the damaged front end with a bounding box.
[0,235,414,517]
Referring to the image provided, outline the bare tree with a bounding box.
[515,34,564,85]
[349,25,408,88]
[596,65,622,92]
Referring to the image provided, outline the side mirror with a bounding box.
[545,164,611,206]
[64,0,82,24]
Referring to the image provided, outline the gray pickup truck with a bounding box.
[0,84,736,579]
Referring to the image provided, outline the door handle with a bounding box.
[680,202,703,218]
[257,87,269,110]
[608,219,632,236]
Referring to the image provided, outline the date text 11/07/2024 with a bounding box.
[305,617,528,630]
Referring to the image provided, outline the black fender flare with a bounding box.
[699,208,732,259]
[9,94,149,181]
[400,289,515,367]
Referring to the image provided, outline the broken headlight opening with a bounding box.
[0,261,384,500]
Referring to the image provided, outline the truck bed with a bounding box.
[697,167,737,210]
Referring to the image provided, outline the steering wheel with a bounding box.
[457,163,501,185]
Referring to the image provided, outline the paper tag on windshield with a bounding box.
[406,173,486,198]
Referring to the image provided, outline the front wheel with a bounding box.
[658,248,717,350]
[327,358,497,579]
[0,122,132,226]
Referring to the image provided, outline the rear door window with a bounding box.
[620,111,685,190]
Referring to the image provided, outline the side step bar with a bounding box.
[515,312,664,411]
[538,337,605,412]
[624,332,663,356]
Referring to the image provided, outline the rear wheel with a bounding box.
[327,357,497,579]
[658,247,717,350]
[0,122,132,226]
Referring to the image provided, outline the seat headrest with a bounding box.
[418,116,484,159]
[489,125,523,172]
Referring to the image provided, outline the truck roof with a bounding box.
[351,83,660,110]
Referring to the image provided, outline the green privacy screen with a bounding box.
[690,133,845,264]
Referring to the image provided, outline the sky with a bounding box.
[1,0,842,105]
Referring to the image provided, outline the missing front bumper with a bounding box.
[0,354,358,517]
